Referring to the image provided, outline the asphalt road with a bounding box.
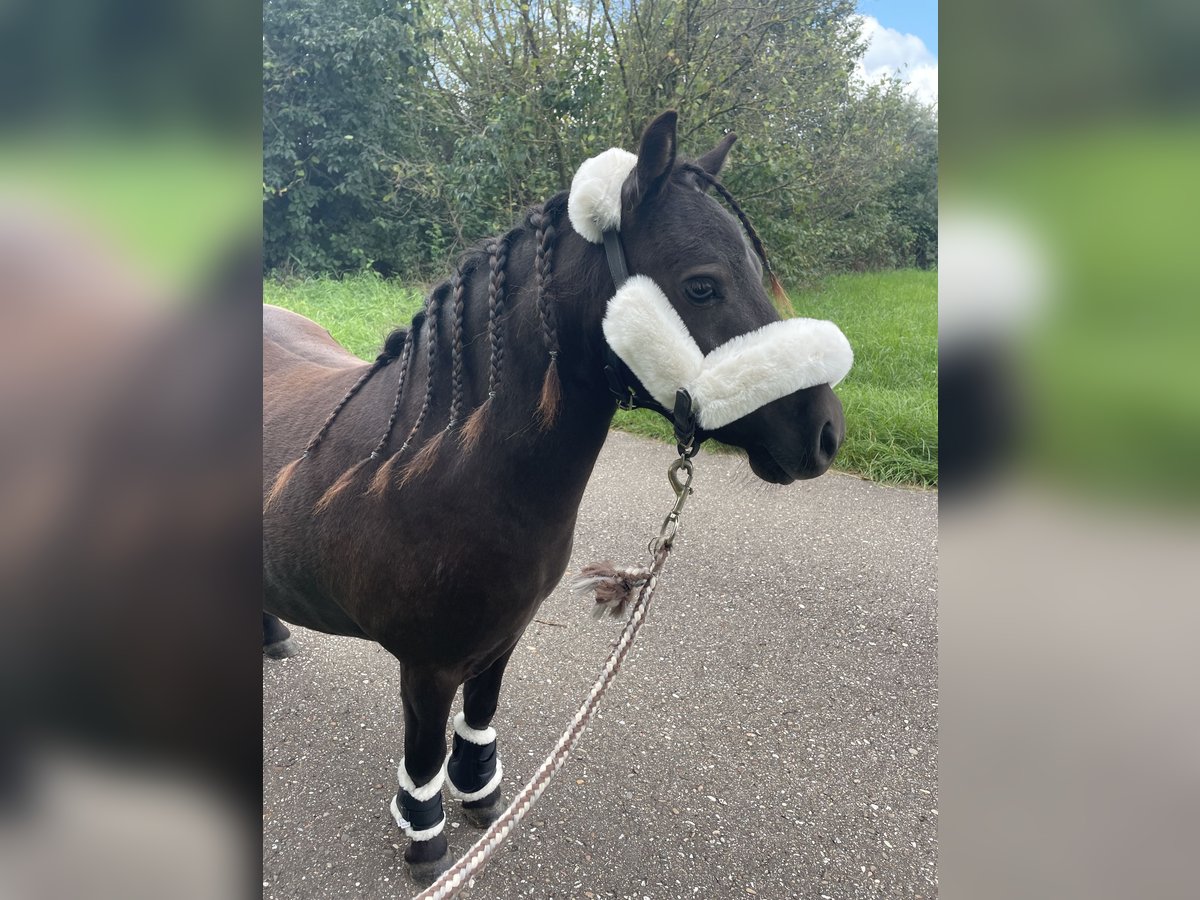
[263,431,938,900]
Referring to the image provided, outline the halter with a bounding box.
[567,145,853,462]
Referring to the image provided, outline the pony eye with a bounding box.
[684,277,719,306]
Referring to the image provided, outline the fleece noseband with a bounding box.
[567,148,853,453]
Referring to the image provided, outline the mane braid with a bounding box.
[367,331,420,496]
[264,347,394,511]
[680,163,795,316]
[533,205,562,429]
[461,238,508,452]
[398,283,449,487]
[448,267,467,427]
[362,333,416,495]
[315,290,444,511]
[372,326,417,459]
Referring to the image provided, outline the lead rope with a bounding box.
[413,451,696,900]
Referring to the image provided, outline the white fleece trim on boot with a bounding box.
[568,148,638,243]
[446,758,504,803]
[396,757,446,803]
[452,711,497,746]
[389,794,446,841]
[602,276,853,429]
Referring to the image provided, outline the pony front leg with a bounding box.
[262,612,298,658]
[393,668,456,885]
[448,648,514,827]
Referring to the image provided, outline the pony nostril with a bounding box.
[819,420,839,461]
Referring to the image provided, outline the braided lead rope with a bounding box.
[413,455,695,900]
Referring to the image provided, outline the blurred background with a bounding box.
[0,1,261,898]
[940,1,1199,899]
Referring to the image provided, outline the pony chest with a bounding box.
[350,507,575,605]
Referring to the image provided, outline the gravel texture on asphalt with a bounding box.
[263,430,938,899]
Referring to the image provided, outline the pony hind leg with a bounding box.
[449,648,515,828]
[262,612,298,658]
[393,666,457,885]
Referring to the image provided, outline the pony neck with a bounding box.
[488,224,621,505]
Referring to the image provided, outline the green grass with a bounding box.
[792,270,937,486]
[265,268,938,487]
[264,274,426,355]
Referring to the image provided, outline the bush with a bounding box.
[263,0,938,280]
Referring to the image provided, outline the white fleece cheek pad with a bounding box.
[568,148,638,243]
[602,275,704,404]
[602,276,854,430]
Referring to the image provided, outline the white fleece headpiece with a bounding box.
[569,149,853,429]
[568,148,638,243]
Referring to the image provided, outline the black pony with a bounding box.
[263,112,849,883]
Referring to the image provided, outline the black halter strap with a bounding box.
[602,229,629,286]
[601,229,701,457]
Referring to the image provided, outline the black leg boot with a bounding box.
[445,712,504,828]
[391,761,451,885]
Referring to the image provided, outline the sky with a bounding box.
[855,0,938,106]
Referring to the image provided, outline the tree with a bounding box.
[263,0,430,274]
[263,0,938,279]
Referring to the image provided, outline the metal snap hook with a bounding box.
[651,454,695,553]
[667,455,694,499]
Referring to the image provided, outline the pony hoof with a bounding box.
[263,637,299,659]
[404,834,451,886]
[461,788,504,828]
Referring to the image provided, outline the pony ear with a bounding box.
[632,110,678,204]
[694,133,737,177]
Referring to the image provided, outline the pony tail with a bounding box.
[461,239,509,453]
[769,273,795,317]
[264,352,390,512]
[368,448,406,496]
[533,207,562,429]
[460,398,491,454]
[400,426,448,487]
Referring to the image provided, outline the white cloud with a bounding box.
[856,15,938,107]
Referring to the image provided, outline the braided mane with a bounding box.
[459,237,509,452]
[266,195,569,512]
